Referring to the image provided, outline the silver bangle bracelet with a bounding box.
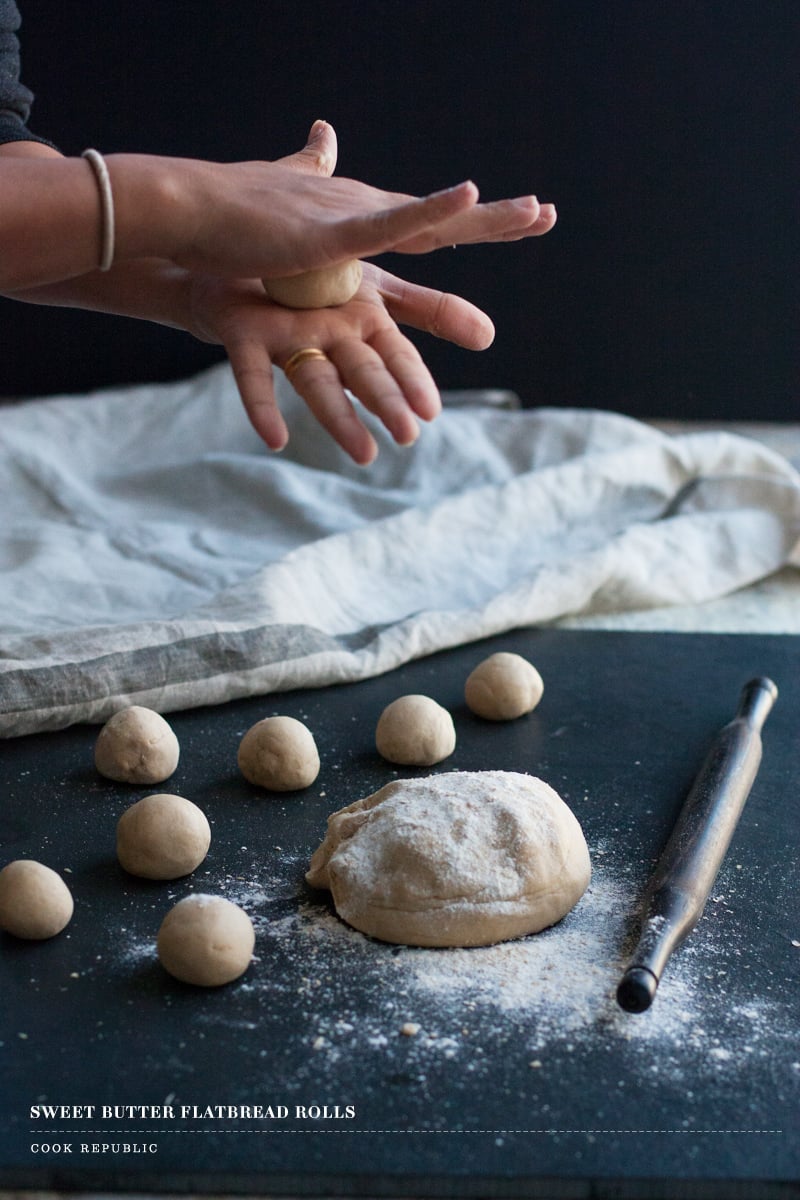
[81,148,115,272]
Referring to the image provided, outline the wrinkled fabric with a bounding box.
[1,362,798,736]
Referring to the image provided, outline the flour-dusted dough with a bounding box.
[306,770,590,947]
[237,715,320,791]
[116,793,211,879]
[157,894,255,986]
[375,694,456,766]
[263,259,363,309]
[465,652,544,721]
[0,859,74,939]
[95,706,180,784]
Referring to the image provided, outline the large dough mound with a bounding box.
[306,770,591,947]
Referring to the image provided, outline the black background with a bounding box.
[3,0,797,420]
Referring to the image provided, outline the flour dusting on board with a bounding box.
[243,851,788,1068]
[114,837,793,1087]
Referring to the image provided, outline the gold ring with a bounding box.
[283,347,329,382]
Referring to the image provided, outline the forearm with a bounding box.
[0,141,192,318]
[0,155,110,287]
[1,257,195,333]
[0,150,192,290]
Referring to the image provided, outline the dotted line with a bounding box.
[32,1129,784,1136]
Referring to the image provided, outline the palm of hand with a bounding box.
[188,263,483,463]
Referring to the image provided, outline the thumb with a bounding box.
[280,119,338,176]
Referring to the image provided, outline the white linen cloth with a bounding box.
[1,363,798,736]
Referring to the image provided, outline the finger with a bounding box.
[460,200,561,244]
[333,180,480,261]
[367,328,443,424]
[391,193,546,252]
[327,337,424,444]
[370,267,495,351]
[457,199,558,245]
[277,119,338,177]
[226,336,288,451]
[534,202,557,233]
[282,351,379,465]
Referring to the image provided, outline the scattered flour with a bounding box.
[113,842,794,1086]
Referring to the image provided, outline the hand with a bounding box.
[113,122,556,280]
[271,122,557,255]
[188,261,496,464]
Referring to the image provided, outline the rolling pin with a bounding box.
[616,676,778,1013]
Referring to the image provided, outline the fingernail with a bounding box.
[397,421,420,446]
[309,119,327,141]
[431,180,477,200]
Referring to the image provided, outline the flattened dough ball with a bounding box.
[465,651,544,721]
[238,715,320,791]
[0,859,74,939]
[263,259,363,309]
[95,706,180,784]
[375,694,456,766]
[157,894,255,986]
[117,793,211,879]
[306,770,590,947]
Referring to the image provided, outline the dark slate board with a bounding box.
[1,630,799,1199]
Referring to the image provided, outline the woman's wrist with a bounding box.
[105,153,202,266]
[0,146,197,271]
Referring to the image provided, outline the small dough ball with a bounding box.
[264,259,363,309]
[95,706,180,784]
[465,652,544,721]
[375,694,456,766]
[157,894,254,987]
[237,715,320,791]
[306,770,590,948]
[117,793,211,880]
[0,859,74,940]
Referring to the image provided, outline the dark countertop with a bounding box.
[1,629,799,1198]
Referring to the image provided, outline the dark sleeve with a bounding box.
[0,0,57,147]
